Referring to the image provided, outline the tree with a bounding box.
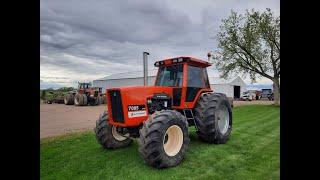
[212,8,280,105]
[40,90,47,100]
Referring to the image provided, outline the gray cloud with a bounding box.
[40,0,279,88]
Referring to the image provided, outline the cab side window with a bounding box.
[186,65,207,102]
[187,65,205,88]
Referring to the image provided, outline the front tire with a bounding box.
[94,111,132,149]
[64,94,74,105]
[194,93,232,144]
[138,110,190,168]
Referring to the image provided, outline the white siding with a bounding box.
[211,84,234,97]
[93,74,247,98]
[93,76,156,93]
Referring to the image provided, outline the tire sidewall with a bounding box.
[74,94,82,105]
[82,94,87,105]
[214,98,233,143]
[94,111,132,148]
[158,118,189,166]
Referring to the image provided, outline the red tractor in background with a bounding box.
[94,56,233,168]
[64,82,105,106]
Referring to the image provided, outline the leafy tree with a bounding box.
[213,8,280,105]
[40,90,47,100]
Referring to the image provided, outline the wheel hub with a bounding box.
[111,126,128,141]
[163,125,183,156]
[217,106,230,135]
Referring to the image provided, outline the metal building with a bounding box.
[209,76,247,99]
[93,70,158,93]
[93,70,246,99]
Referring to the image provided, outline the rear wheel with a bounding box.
[138,110,189,168]
[74,94,87,106]
[64,94,74,105]
[99,96,104,104]
[88,97,100,106]
[94,111,132,149]
[194,93,232,144]
[95,97,100,105]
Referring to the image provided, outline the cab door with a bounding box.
[184,65,211,108]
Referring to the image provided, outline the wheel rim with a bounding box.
[163,125,183,156]
[217,106,230,135]
[111,126,128,141]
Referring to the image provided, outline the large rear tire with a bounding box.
[99,96,104,104]
[194,93,232,144]
[138,110,190,168]
[95,97,100,105]
[64,94,74,105]
[88,97,100,106]
[74,94,87,106]
[94,111,132,149]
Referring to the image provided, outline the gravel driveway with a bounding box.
[40,100,273,139]
[40,104,106,139]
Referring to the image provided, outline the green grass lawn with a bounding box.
[40,105,280,180]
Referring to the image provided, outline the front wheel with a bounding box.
[138,110,190,168]
[94,111,132,149]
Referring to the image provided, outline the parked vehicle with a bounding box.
[255,90,262,100]
[45,91,66,104]
[261,89,274,101]
[64,82,104,106]
[240,91,256,101]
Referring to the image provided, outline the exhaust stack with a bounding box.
[143,52,150,86]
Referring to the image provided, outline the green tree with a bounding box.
[40,90,47,100]
[213,8,280,105]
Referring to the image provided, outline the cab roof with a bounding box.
[154,56,212,68]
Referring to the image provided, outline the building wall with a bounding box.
[211,84,234,97]
[94,76,247,97]
[93,76,156,93]
[211,83,247,98]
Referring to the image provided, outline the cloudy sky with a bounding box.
[40,0,279,89]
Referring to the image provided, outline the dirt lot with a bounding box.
[40,104,106,139]
[40,100,273,139]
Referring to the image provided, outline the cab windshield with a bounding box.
[155,64,183,87]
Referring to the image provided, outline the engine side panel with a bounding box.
[107,86,173,127]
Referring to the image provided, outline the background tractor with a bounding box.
[42,90,66,104]
[64,82,104,106]
[94,56,233,168]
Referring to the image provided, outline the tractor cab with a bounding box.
[78,82,91,90]
[154,57,212,108]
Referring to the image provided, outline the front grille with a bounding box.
[108,90,124,123]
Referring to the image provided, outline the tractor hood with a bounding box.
[106,86,174,127]
[111,86,173,100]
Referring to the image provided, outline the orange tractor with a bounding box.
[64,82,104,106]
[94,56,233,168]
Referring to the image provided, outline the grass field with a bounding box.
[40,105,280,180]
